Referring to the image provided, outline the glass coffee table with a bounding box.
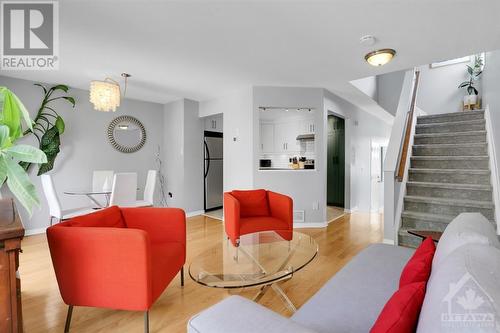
[189,231,318,312]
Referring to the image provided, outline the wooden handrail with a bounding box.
[396,70,420,181]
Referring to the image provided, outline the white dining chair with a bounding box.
[41,174,95,226]
[91,170,114,207]
[133,170,157,207]
[109,173,138,207]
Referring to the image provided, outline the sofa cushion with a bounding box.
[370,281,426,333]
[433,213,500,268]
[399,237,435,287]
[417,244,500,333]
[239,216,289,236]
[291,244,414,333]
[61,206,125,228]
[231,189,270,217]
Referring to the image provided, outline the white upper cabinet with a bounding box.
[301,117,316,134]
[260,123,274,153]
[204,114,223,133]
[274,121,300,152]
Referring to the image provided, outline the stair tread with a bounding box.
[413,142,487,148]
[417,110,484,119]
[409,168,490,174]
[414,130,486,138]
[416,119,485,127]
[404,195,494,208]
[401,210,455,223]
[407,181,492,190]
[411,155,489,160]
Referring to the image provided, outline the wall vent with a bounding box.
[293,210,305,223]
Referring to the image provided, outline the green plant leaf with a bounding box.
[3,156,40,216]
[34,83,47,95]
[55,116,65,134]
[6,145,47,163]
[62,96,75,107]
[467,66,473,75]
[0,157,7,185]
[48,84,69,94]
[37,125,60,175]
[0,125,11,149]
[11,92,33,132]
[458,82,469,88]
[1,91,22,141]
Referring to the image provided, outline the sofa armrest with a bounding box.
[224,193,240,244]
[188,296,316,333]
[121,207,186,246]
[268,191,293,229]
[47,227,152,311]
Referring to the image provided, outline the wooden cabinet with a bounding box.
[204,114,223,133]
[0,199,24,333]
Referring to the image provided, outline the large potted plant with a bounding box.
[0,87,47,215]
[458,55,483,110]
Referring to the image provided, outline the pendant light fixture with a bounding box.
[365,49,396,67]
[89,73,131,112]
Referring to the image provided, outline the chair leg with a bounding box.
[50,216,54,226]
[64,305,73,333]
[144,311,149,333]
[181,266,184,287]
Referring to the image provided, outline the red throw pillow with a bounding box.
[62,206,125,228]
[370,281,426,333]
[231,189,270,217]
[399,237,436,287]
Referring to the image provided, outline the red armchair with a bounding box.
[46,206,186,333]
[224,189,293,246]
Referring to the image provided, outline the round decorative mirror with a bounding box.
[107,115,146,153]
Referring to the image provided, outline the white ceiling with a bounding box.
[3,0,500,112]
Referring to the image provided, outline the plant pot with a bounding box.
[463,95,479,111]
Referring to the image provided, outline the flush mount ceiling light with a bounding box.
[89,73,131,112]
[365,49,396,67]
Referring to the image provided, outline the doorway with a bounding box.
[327,115,345,221]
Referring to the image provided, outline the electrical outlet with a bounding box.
[168,192,173,198]
[312,202,319,210]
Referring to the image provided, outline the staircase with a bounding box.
[398,110,496,247]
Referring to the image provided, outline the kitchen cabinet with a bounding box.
[204,114,223,133]
[274,121,300,152]
[302,118,316,134]
[260,123,274,153]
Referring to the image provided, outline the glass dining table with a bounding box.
[64,189,111,208]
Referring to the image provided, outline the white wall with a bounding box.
[376,70,405,115]
[1,75,164,233]
[351,76,378,100]
[163,99,204,213]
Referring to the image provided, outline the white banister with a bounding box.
[484,105,500,234]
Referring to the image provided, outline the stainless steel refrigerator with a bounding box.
[204,132,223,211]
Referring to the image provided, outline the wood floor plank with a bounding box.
[20,212,383,332]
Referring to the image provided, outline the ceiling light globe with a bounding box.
[365,49,396,67]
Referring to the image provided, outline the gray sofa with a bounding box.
[188,213,500,333]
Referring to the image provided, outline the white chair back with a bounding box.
[41,174,62,218]
[92,170,114,191]
[110,173,138,207]
[144,170,157,204]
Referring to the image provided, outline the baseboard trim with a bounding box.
[186,210,205,218]
[25,227,46,236]
[294,222,327,228]
[344,207,357,213]
[382,238,395,245]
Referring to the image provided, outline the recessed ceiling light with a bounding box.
[285,109,289,112]
[365,48,396,67]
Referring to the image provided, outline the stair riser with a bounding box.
[409,172,491,185]
[398,234,421,248]
[417,113,484,124]
[413,145,488,156]
[404,201,495,220]
[401,217,449,232]
[414,134,486,145]
[406,186,493,201]
[416,122,485,134]
[410,159,489,170]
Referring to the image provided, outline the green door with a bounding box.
[327,115,345,207]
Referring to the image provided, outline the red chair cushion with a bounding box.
[399,237,436,287]
[370,281,426,333]
[61,206,125,228]
[239,216,289,236]
[151,242,185,302]
[231,189,270,217]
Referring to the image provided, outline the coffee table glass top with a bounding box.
[189,231,318,289]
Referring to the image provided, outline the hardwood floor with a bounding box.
[20,212,383,332]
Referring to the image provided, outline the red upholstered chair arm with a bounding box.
[224,193,241,243]
[121,208,186,247]
[267,191,293,229]
[47,227,153,311]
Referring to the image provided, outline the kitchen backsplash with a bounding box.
[260,141,315,169]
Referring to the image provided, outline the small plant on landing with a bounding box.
[0,87,47,215]
[458,55,483,96]
[22,84,75,175]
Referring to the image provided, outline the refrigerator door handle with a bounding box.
[204,140,210,178]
